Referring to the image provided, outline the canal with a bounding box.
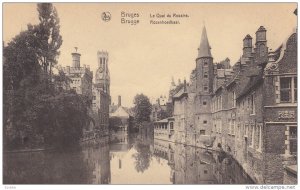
[3,132,254,184]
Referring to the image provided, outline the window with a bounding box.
[257,124,263,151]
[93,96,96,100]
[280,77,291,102]
[200,130,206,135]
[231,119,235,135]
[250,93,255,115]
[237,124,240,139]
[170,122,174,131]
[232,91,236,108]
[228,120,231,134]
[203,101,207,106]
[280,77,297,103]
[294,78,297,102]
[247,97,250,109]
[203,62,208,66]
[250,124,255,147]
[203,120,207,124]
[244,124,248,137]
[289,126,297,155]
[204,86,208,92]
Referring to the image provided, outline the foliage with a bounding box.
[3,3,87,151]
[133,94,152,124]
[108,117,123,132]
[36,3,63,74]
[131,124,154,173]
[157,109,169,120]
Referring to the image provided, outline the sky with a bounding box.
[3,3,297,107]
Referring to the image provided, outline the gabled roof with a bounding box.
[172,87,188,100]
[110,106,132,117]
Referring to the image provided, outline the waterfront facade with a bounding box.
[154,117,175,142]
[172,26,297,184]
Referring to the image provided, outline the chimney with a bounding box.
[118,95,121,107]
[256,26,267,44]
[72,47,81,68]
[243,34,252,58]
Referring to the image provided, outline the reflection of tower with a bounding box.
[119,159,122,169]
[82,139,111,184]
[95,51,110,95]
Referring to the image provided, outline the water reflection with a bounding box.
[3,131,254,184]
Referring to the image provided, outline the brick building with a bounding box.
[172,26,297,184]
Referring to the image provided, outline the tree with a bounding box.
[133,94,152,124]
[35,3,62,76]
[3,3,88,150]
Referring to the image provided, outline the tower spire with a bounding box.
[198,25,212,58]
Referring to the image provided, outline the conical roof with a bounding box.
[198,26,212,58]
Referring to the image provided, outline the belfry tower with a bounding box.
[95,51,110,95]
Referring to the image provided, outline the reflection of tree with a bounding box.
[132,140,152,173]
[3,148,91,184]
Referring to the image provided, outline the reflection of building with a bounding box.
[109,133,131,171]
[82,137,111,184]
[153,139,175,184]
[154,117,175,142]
[154,139,218,184]
[171,25,297,184]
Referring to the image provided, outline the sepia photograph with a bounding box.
[2,2,298,187]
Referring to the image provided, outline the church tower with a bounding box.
[194,25,214,137]
[95,51,110,95]
[196,26,214,94]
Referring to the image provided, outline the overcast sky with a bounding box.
[3,3,297,107]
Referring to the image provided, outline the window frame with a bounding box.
[279,76,297,104]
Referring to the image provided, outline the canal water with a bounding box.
[3,132,254,184]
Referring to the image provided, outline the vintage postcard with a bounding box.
[2,2,298,187]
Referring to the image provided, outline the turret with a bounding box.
[196,25,214,94]
[72,47,81,68]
